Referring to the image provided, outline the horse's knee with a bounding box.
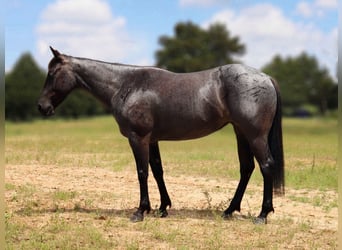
[137,167,148,179]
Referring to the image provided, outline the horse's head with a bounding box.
[37,47,77,116]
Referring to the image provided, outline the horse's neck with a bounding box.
[71,58,133,107]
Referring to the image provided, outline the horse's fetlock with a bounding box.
[260,203,274,218]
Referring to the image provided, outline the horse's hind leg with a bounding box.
[149,142,172,217]
[250,136,275,224]
[223,127,255,219]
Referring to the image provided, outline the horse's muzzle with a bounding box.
[37,102,55,116]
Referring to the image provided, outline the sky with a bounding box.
[5,0,338,78]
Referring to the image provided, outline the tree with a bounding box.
[155,22,245,72]
[262,53,337,116]
[5,53,46,121]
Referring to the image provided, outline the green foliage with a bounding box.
[155,21,245,72]
[57,89,108,119]
[5,53,108,121]
[5,53,45,121]
[262,53,337,116]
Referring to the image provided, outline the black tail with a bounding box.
[269,78,285,196]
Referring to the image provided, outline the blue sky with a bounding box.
[6,0,338,78]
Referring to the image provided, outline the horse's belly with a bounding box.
[151,113,229,141]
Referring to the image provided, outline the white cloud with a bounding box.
[204,3,337,78]
[179,0,225,7]
[315,0,337,9]
[36,0,150,68]
[296,1,314,18]
[296,0,337,18]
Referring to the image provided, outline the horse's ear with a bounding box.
[50,46,61,58]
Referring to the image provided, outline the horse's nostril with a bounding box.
[37,103,42,111]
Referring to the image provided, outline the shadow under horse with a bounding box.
[38,47,284,224]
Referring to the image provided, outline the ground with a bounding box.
[5,163,337,249]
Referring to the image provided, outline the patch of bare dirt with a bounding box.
[5,164,338,248]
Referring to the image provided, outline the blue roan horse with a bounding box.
[38,47,284,224]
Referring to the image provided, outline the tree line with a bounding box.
[5,22,337,121]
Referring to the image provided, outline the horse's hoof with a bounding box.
[160,209,168,218]
[153,209,168,218]
[130,212,144,222]
[222,212,233,220]
[253,216,267,225]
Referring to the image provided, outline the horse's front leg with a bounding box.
[128,132,151,222]
[149,142,172,217]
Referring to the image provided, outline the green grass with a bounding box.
[5,117,132,170]
[6,214,116,250]
[282,118,337,190]
[6,116,337,190]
